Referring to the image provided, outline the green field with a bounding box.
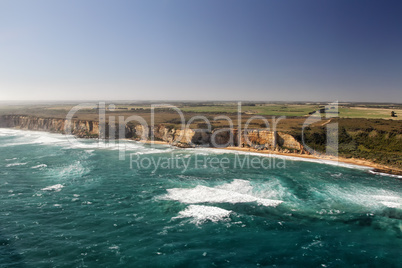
[1,102,401,120]
[180,104,321,117]
[178,103,402,119]
[338,107,402,120]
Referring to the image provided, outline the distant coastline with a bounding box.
[1,114,401,177]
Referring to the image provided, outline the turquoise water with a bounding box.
[0,129,401,267]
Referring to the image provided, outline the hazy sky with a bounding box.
[1,0,401,102]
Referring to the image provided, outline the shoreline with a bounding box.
[1,127,401,177]
[221,147,402,176]
[139,140,402,177]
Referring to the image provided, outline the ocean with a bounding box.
[0,128,401,267]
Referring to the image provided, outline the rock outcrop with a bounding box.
[0,115,100,138]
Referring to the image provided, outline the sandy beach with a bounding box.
[139,140,402,176]
[221,146,402,176]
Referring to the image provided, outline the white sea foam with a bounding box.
[0,129,72,147]
[369,170,402,179]
[173,205,232,224]
[31,164,47,169]
[323,185,402,210]
[55,161,89,179]
[380,202,401,209]
[68,139,174,154]
[0,129,176,156]
[163,179,283,207]
[5,158,17,161]
[0,128,20,137]
[130,147,175,155]
[6,162,27,167]
[34,135,66,144]
[372,195,401,201]
[215,178,254,193]
[374,195,402,208]
[41,184,64,192]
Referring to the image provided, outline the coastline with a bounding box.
[139,140,402,177]
[221,147,402,176]
[1,127,401,177]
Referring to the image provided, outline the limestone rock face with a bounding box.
[152,125,209,146]
[239,130,276,149]
[240,130,304,152]
[171,129,209,146]
[277,133,302,151]
[209,128,304,152]
[134,125,149,140]
[153,125,175,142]
[0,115,305,153]
[0,115,100,138]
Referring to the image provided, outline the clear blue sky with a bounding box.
[1,0,401,102]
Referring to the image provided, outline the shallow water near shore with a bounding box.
[1,129,401,267]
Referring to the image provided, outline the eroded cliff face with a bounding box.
[212,129,304,153]
[0,115,100,138]
[0,115,305,153]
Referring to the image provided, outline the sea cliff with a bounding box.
[0,115,306,154]
[0,115,100,138]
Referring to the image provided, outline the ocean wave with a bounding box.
[41,184,64,192]
[379,202,401,209]
[130,148,175,155]
[0,129,71,147]
[31,164,47,169]
[68,141,135,150]
[173,205,232,224]
[54,161,89,179]
[6,162,27,167]
[323,185,402,210]
[369,170,402,179]
[162,179,283,207]
[0,129,175,155]
[0,128,20,137]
